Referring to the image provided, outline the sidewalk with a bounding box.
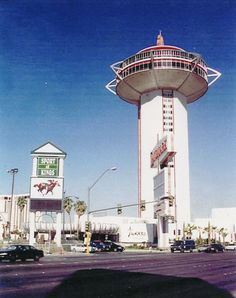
[49,248,170,256]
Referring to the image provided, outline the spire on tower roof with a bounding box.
[156,31,164,46]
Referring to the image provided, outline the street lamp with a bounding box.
[86,167,117,254]
[7,168,18,240]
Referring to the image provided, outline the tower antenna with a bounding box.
[157,30,164,46]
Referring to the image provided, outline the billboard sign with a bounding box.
[153,167,175,200]
[37,157,59,177]
[30,142,66,212]
[154,198,175,219]
[150,134,175,168]
[119,223,154,243]
[30,177,63,199]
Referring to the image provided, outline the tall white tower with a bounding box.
[106,33,221,247]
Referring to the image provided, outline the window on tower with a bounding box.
[162,90,173,97]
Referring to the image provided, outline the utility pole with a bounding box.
[7,168,18,240]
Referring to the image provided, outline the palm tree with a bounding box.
[74,199,87,239]
[211,226,217,243]
[218,228,228,245]
[197,226,204,244]
[204,222,217,244]
[63,197,74,236]
[184,223,197,239]
[204,222,212,244]
[17,196,27,231]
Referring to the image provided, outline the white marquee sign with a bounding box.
[30,177,63,199]
[150,134,175,168]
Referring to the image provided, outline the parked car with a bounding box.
[170,240,196,253]
[224,243,236,251]
[90,240,106,252]
[71,244,96,253]
[103,241,125,252]
[0,245,44,262]
[197,244,209,252]
[204,244,225,253]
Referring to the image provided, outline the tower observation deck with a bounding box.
[106,33,221,248]
[107,34,220,104]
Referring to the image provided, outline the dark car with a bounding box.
[0,244,44,262]
[103,241,125,252]
[170,240,195,253]
[90,240,106,252]
[204,244,225,253]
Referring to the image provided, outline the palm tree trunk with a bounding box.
[19,210,22,238]
[69,214,72,236]
[208,222,211,244]
[77,215,80,239]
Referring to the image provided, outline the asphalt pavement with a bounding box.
[0,251,235,298]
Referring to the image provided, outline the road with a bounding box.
[0,251,235,298]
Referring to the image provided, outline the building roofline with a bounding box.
[31,141,67,156]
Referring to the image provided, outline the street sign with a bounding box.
[37,157,59,177]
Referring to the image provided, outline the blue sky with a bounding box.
[0,0,235,219]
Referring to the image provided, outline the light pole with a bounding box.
[7,168,18,240]
[86,167,117,255]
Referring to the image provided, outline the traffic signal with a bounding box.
[117,204,122,215]
[85,221,91,232]
[140,200,145,211]
[169,196,174,207]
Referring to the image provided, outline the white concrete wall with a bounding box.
[139,90,191,231]
[119,223,154,243]
[140,90,163,218]
[79,215,156,244]
[173,91,191,229]
[211,208,236,228]
[194,209,236,243]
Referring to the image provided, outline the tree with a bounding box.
[184,223,197,239]
[218,228,228,245]
[204,222,217,244]
[212,226,218,242]
[63,197,74,236]
[17,196,27,231]
[204,222,211,244]
[74,199,87,239]
[196,226,204,245]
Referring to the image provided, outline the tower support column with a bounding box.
[55,212,62,247]
[29,211,36,245]
[158,217,169,249]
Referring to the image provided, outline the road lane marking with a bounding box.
[193,264,212,268]
[223,271,236,276]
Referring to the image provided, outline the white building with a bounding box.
[0,194,157,245]
[77,214,157,246]
[194,208,236,243]
[1,194,235,246]
[106,33,221,248]
[0,194,30,240]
